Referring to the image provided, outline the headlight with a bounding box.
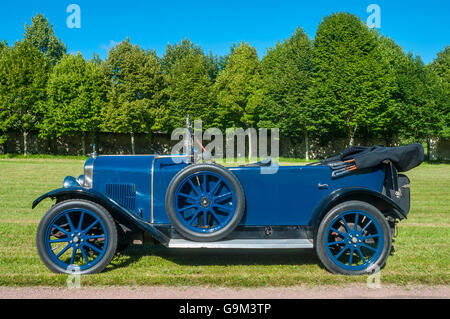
[63,176,80,188]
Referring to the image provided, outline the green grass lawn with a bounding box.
[0,157,448,287]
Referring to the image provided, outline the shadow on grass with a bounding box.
[107,244,322,272]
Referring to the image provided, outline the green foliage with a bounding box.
[101,38,166,135]
[0,41,49,137]
[37,53,105,140]
[162,39,219,82]
[0,13,449,155]
[260,27,313,138]
[213,43,265,129]
[23,14,67,65]
[308,13,396,144]
[164,49,215,129]
[429,47,450,138]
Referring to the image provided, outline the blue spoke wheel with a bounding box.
[315,200,392,275]
[166,164,245,242]
[37,200,118,274]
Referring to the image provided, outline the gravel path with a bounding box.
[0,285,448,299]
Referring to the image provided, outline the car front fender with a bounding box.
[32,187,169,245]
[309,187,407,228]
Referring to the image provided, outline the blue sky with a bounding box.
[1,0,448,64]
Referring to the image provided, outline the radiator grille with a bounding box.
[105,184,136,210]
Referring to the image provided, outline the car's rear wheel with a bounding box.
[165,164,245,242]
[36,199,118,274]
[315,200,392,275]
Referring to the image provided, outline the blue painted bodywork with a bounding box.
[86,155,385,226]
[33,154,402,244]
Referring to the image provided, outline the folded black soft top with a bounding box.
[319,143,424,177]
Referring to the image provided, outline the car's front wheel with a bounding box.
[36,199,118,274]
[315,200,392,275]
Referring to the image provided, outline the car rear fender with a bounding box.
[309,187,407,228]
[32,187,169,245]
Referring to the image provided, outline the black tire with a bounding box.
[165,164,245,242]
[315,200,392,275]
[36,199,118,274]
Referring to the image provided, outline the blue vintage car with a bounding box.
[33,135,423,275]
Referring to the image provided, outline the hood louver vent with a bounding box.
[105,184,136,210]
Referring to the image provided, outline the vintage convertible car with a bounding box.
[33,134,423,275]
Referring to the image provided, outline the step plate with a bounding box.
[167,238,314,249]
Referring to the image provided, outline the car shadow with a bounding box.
[106,244,322,272]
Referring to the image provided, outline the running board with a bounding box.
[167,238,314,249]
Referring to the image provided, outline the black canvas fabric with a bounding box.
[339,143,424,172]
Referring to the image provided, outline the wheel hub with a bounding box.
[200,196,211,208]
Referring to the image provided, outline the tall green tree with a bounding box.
[37,53,105,155]
[164,50,215,130]
[0,41,49,155]
[213,42,265,130]
[23,14,67,65]
[429,46,450,139]
[308,13,395,145]
[101,39,166,154]
[260,27,314,158]
[162,39,219,82]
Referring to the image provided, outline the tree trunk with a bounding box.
[131,131,135,155]
[23,131,28,156]
[304,132,309,161]
[426,136,430,161]
[81,133,86,157]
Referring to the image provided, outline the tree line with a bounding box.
[0,13,448,157]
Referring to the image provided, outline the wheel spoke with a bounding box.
[202,174,207,193]
[360,243,377,252]
[84,242,102,254]
[209,180,222,196]
[348,248,354,266]
[362,234,379,240]
[214,204,233,213]
[214,192,232,202]
[188,210,201,225]
[208,209,220,224]
[341,216,351,232]
[49,238,69,243]
[83,220,98,233]
[85,234,105,240]
[327,240,346,246]
[354,213,359,230]
[356,247,366,263]
[53,224,71,236]
[335,246,348,259]
[330,227,347,237]
[70,247,77,265]
[203,210,208,226]
[178,193,197,202]
[178,204,197,212]
[78,212,85,232]
[65,214,75,232]
[80,246,89,264]
[188,180,201,196]
[56,243,71,258]
[361,220,373,232]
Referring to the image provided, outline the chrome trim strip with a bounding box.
[150,155,189,223]
[83,157,95,188]
[167,238,314,249]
